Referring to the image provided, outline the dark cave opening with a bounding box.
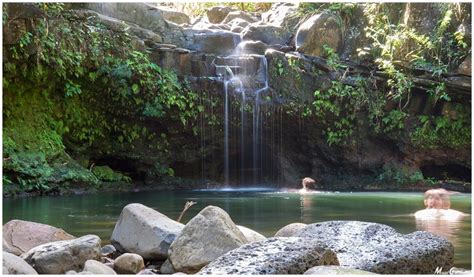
[420,163,471,182]
[92,156,146,181]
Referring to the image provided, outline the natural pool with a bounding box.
[3,190,471,269]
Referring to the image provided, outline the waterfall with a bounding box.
[224,79,229,185]
[240,88,246,184]
[213,43,271,186]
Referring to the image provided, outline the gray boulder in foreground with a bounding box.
[304,265,377,275]
[83,260,117,275]
[274,222,307,237]
[236,225,266,243]
[114,253,145,274]
[197,237,339,274]
[3,251,38,274]
[111,203,184,260]
[21,235,102,274]
[169,205,248,274]
[296,221,454,274]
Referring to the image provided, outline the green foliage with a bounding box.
[361,3,468,104]
[297,2,356,18]
[3,3,202,193]
[305,4,470,148]
[184,2,271,16]
[410,104,471,149]
[323,44,344,70]
[378,110,408,134]
[427,82,450,103]
[276,60,284,76]
[92,166,131,182]
[312,77,368,146]
[378,164,437,186]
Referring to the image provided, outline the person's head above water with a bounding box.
[424,188,451,209]
[302,177,316,189]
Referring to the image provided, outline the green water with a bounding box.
[3,190,471,269]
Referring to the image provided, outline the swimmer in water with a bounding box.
[299,177,316,193]
[414,188,467,220]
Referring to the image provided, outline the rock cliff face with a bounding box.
[3,3,471,193]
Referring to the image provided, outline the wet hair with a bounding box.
[424,188,451,209]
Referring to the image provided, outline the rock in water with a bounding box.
[237,225,266,243]
[83,260,117,275]
[3,219,75,255]
[168,206,248,273]
[296,221,454,274]
[274,222,307,237]
[21,235,102,274]
[111,203,184,260]
[114,253,145,274]
[197,237,339,274]
[304,265,377,275]
[2,251,38,274]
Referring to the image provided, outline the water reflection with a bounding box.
[299,193,314,222]
[415,216,465,249]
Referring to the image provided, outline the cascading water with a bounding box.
[240,87,246,184]
[222,70,244,186]
[210,35,278,186]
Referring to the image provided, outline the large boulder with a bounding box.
[266,50,331,103]
[84,3,186,47]
[2,3,44,46]
[236,225,266,242]
[207,6,235,24]
[274,222,307,237]
[192,30,241,56]
[161,9,190,25]
[168,206,248,274]
[296,221,454,274]
[2,251,38,274]
[21,235,102,274]
[111,203,184,260]
[83,260,117,275]
[403,3,443,35]
[304,265,377,275]
[197,237,339,274]
[261,2,300,32]
[242,23,292,45]
[295,13,342,57]
[3,219,75,256]
[94,13,163,44]
[114,253,145,274]
[222,11,259,25]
